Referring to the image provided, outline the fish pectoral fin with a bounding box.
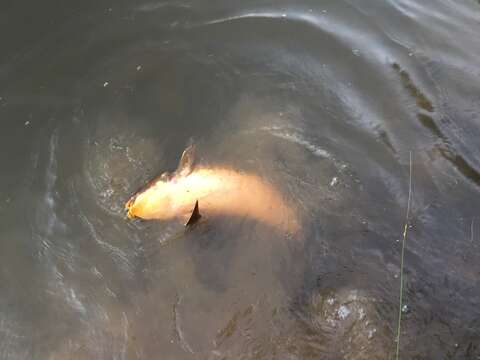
[185,200,201,227]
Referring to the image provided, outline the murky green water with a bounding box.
[1,0,479,358]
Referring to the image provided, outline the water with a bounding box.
[1,0,480,358]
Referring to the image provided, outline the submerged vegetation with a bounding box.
[394,63,480,188]
[392,63,434,113]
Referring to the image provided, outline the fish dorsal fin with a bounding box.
[175,144,195,177]
[185,200,201,227]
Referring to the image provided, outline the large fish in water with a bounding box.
[125,145,299,233]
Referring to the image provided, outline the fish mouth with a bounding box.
[124,172,169,219]
[125,196,136,219]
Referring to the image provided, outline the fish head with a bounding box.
[125,168,218,221]
[125,179,175,220]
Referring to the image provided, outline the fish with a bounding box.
[125,145,299,233]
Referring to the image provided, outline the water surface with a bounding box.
[1,0,480,358]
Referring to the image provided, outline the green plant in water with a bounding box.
[395,151,412,360]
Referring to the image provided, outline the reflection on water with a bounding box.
[1,0,480,358]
